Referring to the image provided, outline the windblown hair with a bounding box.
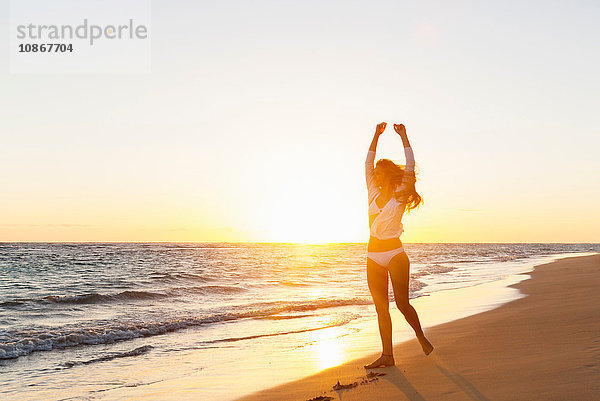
[375,158,423,213]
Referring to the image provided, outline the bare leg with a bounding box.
[364,258,395,368]
[388,252,434,355]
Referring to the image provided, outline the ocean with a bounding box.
[1,243,599,400]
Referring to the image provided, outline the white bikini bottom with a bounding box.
[367,247,405,268]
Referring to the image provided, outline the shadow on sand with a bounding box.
[435,364,490,401]
[347,360,490,401]
[378,366,427,401]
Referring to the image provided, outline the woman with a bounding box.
[364,122,433,369]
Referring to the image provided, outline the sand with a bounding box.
[237,254,600,401]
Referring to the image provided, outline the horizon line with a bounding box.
[1,241,599,245]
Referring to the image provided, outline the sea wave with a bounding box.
[174,285,246,295]
[412,264,457,278]
[43,290,169,304]
[0,285,247,308]
[148,271,211,283]
[0,297,372,360]
[199,314,358,345]
[0,300,26,307]
[62,345,154,368]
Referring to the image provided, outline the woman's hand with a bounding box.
[393,123,406,136]
[369,122,386,152]
[375,122,387,137]
[394,123,410,147]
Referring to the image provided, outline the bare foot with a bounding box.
[419,336,434,355]
[364,354,394,369]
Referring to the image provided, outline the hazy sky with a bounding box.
[1,0,599,243]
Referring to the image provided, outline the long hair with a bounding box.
[375,158,422,212]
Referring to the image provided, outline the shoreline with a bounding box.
[236,253,600,401]
[21,251,595,401]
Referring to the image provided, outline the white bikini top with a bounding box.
[368,195,394,217]
[365,147,415,240]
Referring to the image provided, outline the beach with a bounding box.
[2,246,599,400]
[238,254,600,401]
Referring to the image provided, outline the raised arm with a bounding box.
[393,124,416,197]
[366,122,386,201]
[393,123,414,172]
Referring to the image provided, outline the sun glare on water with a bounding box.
[309,322,345,370]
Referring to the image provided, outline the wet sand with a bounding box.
[237,254,600,401]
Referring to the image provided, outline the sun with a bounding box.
[261,204,361,244]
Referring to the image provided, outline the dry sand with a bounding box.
[237,254,600,401]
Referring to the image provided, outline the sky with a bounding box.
[1,0,599,243]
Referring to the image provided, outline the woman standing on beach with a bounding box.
[364,122,433,369]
